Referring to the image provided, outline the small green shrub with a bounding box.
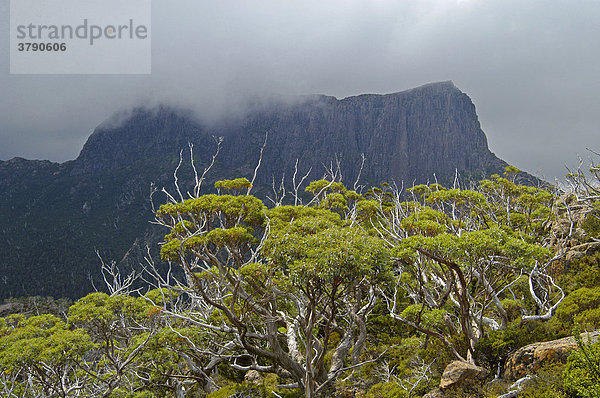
[208,383,261,398]
[518,363,567,398]
[582,213,600,239]
[365,381,408,398]
[555,287,600,330]
[558,252,600,294]
[563,333,600,398]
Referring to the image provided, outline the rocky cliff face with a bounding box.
[72,81,506,186]
[0,81,515,299]
[246,81,504,186]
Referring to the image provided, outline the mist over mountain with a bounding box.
[72,81,506,183]
[0,81,518,299]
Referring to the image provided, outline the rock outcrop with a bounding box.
[504,331,600,380]
[244,370,263,384]
[423,387,445,398]
[439,361,489,390]
[423,361,489,398]
[550,193,600,262]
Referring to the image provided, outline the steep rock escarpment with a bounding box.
[73,81,506,186]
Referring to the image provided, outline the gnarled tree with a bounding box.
[372,168,567,364]
[152,174,392,397]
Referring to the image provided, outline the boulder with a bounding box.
[439,360,489,390]
[504,331,600,380]
[244,370,263,384]
[422,387,444,398]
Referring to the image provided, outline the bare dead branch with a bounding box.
[247,131,268,195]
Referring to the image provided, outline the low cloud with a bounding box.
[1,0,599,180]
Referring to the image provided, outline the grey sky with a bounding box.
[1,0,599,181]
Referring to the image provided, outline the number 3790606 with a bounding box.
[18,43,67,51]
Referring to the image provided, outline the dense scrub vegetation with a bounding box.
[2,157,600,397]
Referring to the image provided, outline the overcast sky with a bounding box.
[1,0,599,181]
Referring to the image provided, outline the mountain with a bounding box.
[0,81,517,299]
